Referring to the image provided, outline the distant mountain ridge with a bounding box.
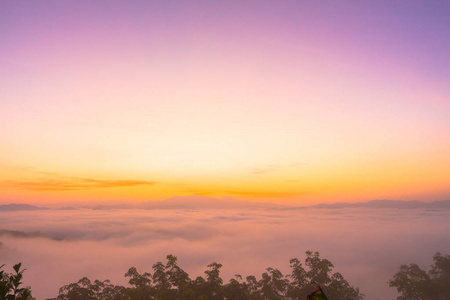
[0,203,49,211]
[308,199,450,209]
[1,198,449,211]
[139,195,280,210]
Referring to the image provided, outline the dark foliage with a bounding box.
[6,251,450,299]
[0,263,34,300]
[46,251,364,300]
[389,252,450,300]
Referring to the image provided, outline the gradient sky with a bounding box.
[1,1,449,205]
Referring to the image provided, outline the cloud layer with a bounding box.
[3,177,156,191]
[0,208,449,300]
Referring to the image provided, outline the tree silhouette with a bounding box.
[0,263,34,300]
[123,267,152,300]
[389,252,450,300]
[42,251,364,299]
[8,251,450,299]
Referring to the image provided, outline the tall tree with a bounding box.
[389,252,450,300]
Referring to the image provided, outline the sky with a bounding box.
[1,1,450,205]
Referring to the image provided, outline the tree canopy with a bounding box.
[0,263,34,300]
[6,251,449,300]
[389,252,450,300]
[46,251,363,300]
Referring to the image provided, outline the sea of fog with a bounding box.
[1,207,449,300]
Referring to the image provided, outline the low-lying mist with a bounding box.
[1,207,449,300]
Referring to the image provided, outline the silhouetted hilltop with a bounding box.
[309,199,450,209]
[0,203,49,211]
[139,195,280,210]
[58,206,79,210]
